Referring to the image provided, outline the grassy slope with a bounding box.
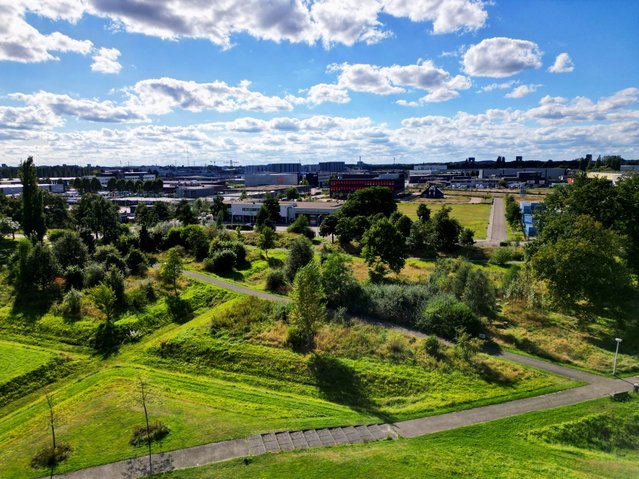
[155,397,639,479]
[0,340,52,384]
[397,202,491,239]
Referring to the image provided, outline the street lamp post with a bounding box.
[612,338,622,376]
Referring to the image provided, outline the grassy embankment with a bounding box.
[154,396,639,479]
[0,285,576,478]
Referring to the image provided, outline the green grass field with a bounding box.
[0,341,53,385]
[154,397,639,479]
[397,202,491,239]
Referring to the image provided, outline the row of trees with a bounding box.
[526,174,638,316]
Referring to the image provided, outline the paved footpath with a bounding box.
[477,196,507,246]
[50,271,639,479]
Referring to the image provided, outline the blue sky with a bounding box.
[1,1,638,166]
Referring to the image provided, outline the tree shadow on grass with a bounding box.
[307,353,392,423]
[11,289,57,325]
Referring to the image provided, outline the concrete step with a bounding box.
[341,426,363,443]
[247,435,266,455]
[366,423,397,441]
[316,428,336,446]
[261,433,281,453]
[276,431,295,451]
[329,427,349,445]
[379,424,399,439]
[355,425,375,442]
[290,430,310,449]
[303,429,322,447]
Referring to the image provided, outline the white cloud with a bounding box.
[463,37,543,77]
[301,83,351,106]
[478,80,519,93]
[505,84,541,99]
[383,0,487,34]
[0,2,92,63]
[527,88,639,123]
[9,91,145,123]
[126,78,296,115]
[548,52,574,73]
[328,59,471,103]
[91,47,122,74]
[0,105,64,130]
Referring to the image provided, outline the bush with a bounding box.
[417,294,484,340]
[60,288,82,319]
[489,247,513,266]
[423,335,441,357]
[64,265,84,291]
[93,320,124,353]
[265,270,288,293]
[284,237,314,282]
[166,296,194,323]
[31,443,72,469]
[204,249,237,274]
[104,267,126,309]
[130,422,170,446]
[126,248,148,276]
[93,245,127,272]
[163,227,186,250]
[83,262,105,288]
[359,283,435,326]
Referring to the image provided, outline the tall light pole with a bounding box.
[612,338,622,376]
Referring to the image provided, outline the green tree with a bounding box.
[461,269,496,318]
[43,192,70,229]
[390,212,412,237]
[319,215,338,242]
[531,215,630,314]
[287,261,325,350]
[74,194,120,242]
[258,226,276,259]
[28,242,59,291]
[175,200,196,225]
[504,195,521,229]
[19,156,46,241]
[52,231,88,271]
[91,283,116,321]
[361,218,406,279]
[459,228,475,247]
[284,186,300,200]
[256,195,280,228]
[284,236,314,282]
[430,206,462,252]
[416,203,431,223]
[339,186,397,218]
[160,248,183,295]
[320,252,358,308]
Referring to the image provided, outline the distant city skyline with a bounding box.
[1,1,638,166]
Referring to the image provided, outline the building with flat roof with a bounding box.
[245,173,298,187]
[329,173,404,198]
[229,200,342,225]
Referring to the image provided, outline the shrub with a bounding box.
[205,249,237,274]
[93,320,124,353]
[461,269,497,318]
[130,422,170,446]
[163,227,186,250]
[93,245,127,272]
[359,283,435,326]
[166,296,194,323]
[489,247,513,266]
[83,262,105,288]
[104,267,126,309]
[60,287,82,319]
[417,294,484,340]
[284,237,314,282]
[265,270,288,293]
[423,335,441,358]
[64,265,84,291]
[126,248,148,276]
[31,443,72,469]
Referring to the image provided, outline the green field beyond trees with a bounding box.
[397,202,491,239]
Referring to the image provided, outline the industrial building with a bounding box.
[329,173,405,198]
[229,200,342,225]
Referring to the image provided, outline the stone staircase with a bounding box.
[247,424,398,455]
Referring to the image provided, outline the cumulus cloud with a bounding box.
[300,83,351,106]
[126,78,296,115]
[0,105,64,130]
[9,91,145,123]
[505,84,541,99]
[478,80,519,93]
[327,60,471,103]
[463,37,543,77]
[91,47,122,74]
[527,87,639,123]
[548,52,574,73]
[0,2,92,63]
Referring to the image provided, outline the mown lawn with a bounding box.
[0,340,53,384]
[397,202,491,239]
[154,396,639,479]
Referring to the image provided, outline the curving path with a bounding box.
[50,271,639,479]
